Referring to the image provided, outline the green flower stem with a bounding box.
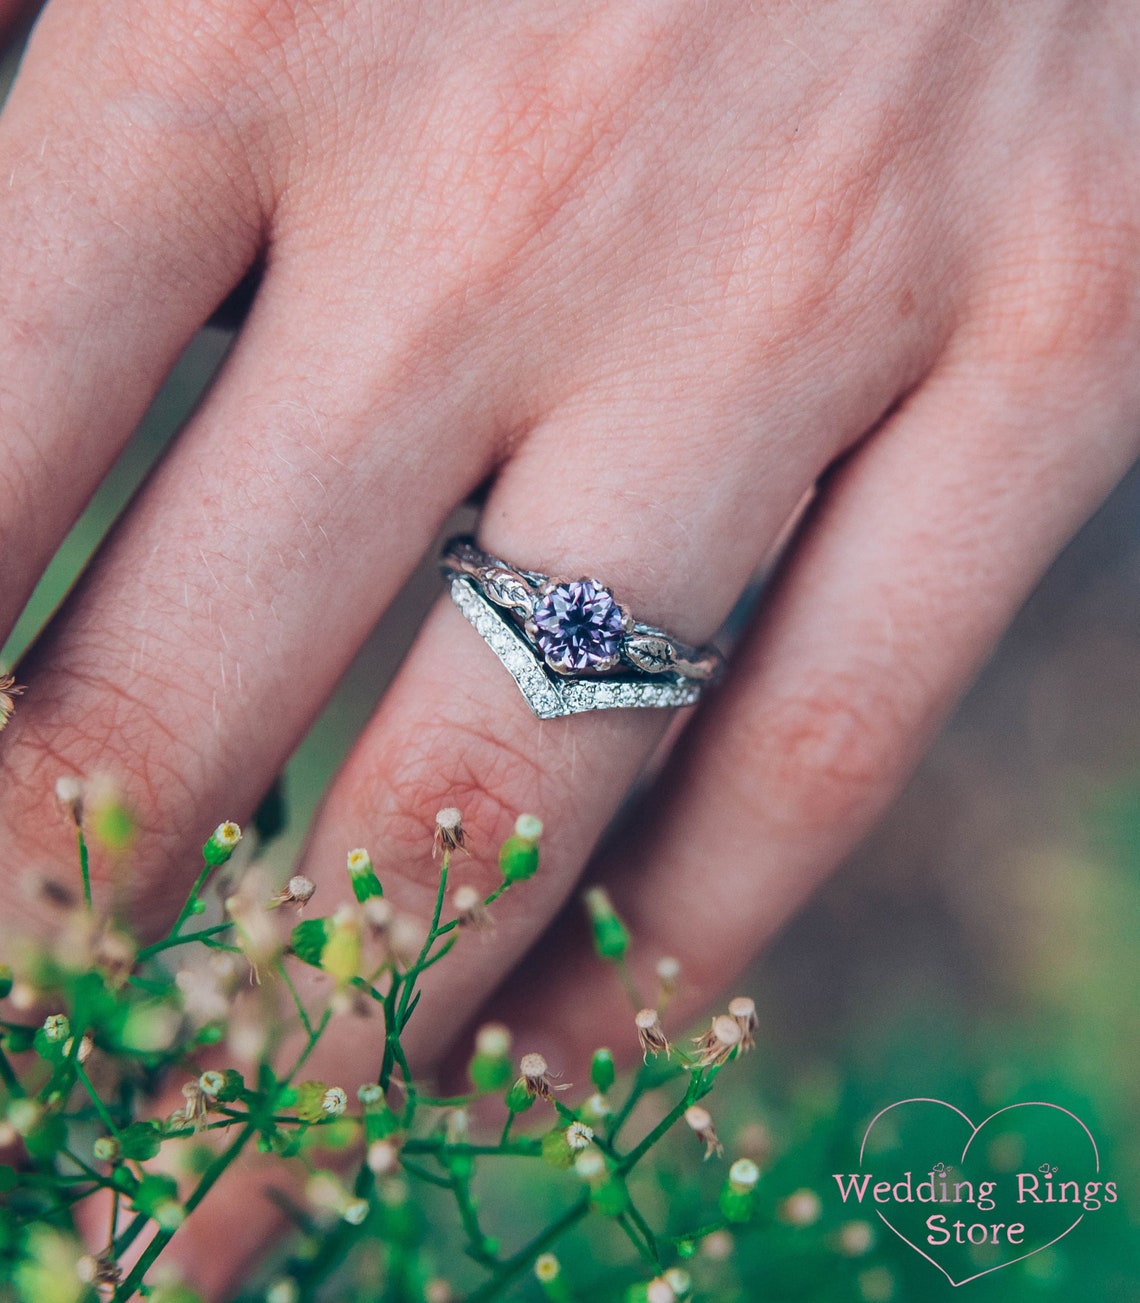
[282,1007,333,1087]
[136,923,233,963]
[75,1061,123,1142]
[113,1120,257,1302]
[276,959,315,1038]
[76,826,92,913]
[607,1065,654,1143]
[0,1044,25,1097]
[112,1212,149,1258]
[453,1170,498,1264]
[616,1072,704,1175]
[402,1138,542,1159]
[623,1199,660,1265]
[412,1090,480,1108]
[393,854,450,1034]
[399,1157,453,1189]
[466,1196,591,1303]
[614,957,644,1010]
[167,858,215,942]
[431,878,512,940]
[616,1212,657,1265]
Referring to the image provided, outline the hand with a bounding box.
[1,0,1137,1292]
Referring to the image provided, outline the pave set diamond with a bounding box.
[449,578,703,720]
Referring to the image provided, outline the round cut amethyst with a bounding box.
[532,580,625,672]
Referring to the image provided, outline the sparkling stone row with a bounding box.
[449,579,704,719]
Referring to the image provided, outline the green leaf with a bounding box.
[290,917,331,969]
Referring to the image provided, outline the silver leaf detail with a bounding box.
[483,568,533,613]
[624,636,676,674]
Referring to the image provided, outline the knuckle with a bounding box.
[731,674,906,837]
[341,708,551,893]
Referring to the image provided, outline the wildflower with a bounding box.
[635,1008,670,1061]
[346,848,383,903]
[728,1157,760,1192]
[55,775,84,824]
[363,895,393,932]
[590,1047,615,1093]
[0,673,24,731]
[203,820,242,866]
[306,1171,365,1224]
[663,1268,692,1298]
[728,995,758,1051]
[535,1253,560,1282]
[321,1086,348,1117]
[780,1188,822,1226]
[433,807,469,858]
[565,1121,594,1151]
[268,875,316,911]
[93,1137,120,1163]
[76,1250,121,1295]
[656,955,681,998]
[168,1080,209,1132]
[573,1148,606,1182]
[517,1052,570,1101]
[357,1083,384,1107]
[451,884,490,929]
[499,814,543,881]
[175,965,230,1026]
[62,1035,93,1064]
[388,914,425,967]
[684,1104,723,1159]
[584,887,630,960]
[367,1139,401,1175]
[581,1092,612,1123]
[647,1279,677,1303]
[91,927,136,987]
[225,867,283,981]
[446,1109,469,1145]
[42,1014,70,1043]
[691,1014,742,1069]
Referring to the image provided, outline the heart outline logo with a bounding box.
[858,1099,1100,1287]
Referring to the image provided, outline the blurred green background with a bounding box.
[4,312,1137,1301]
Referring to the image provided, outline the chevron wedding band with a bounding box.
[440,536,723,720]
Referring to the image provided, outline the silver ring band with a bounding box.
[440,535,723,719]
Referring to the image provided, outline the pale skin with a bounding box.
[0,0,1137,1291]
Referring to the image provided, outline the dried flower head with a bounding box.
[656,955,681,997]
[268,875,316,912]
[635,1008,670,1061]
[728,995,758,1051]
[518,1052,569,1101]
[169,1080,209,1133]
[76,1250,121,1295]
[451,884,490,929]
[363,896,394,932]
[475,1022,511,1058]
[433,807,469,858]
[321,1086,348,1117]
[0,674,24,732]
[573,1148,606,1181]
[691,1014,742,1069]
[728,1158,760,1192]
[225,867,284,982]
[565,1121,594,1151]
[55,775,84,825]
[684,1104,723,1159]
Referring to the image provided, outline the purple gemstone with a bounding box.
[532,580,625,672]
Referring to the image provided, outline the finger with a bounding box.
[486,340,1140,1060]
[0,1,263,638]
[154,355,931,1296]
[0,236,505,935]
